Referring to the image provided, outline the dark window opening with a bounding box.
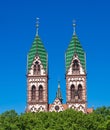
[71,84,75,100]
[39,85,43,100]
[72,60,79,72]
[33,65,37,75]
[78,84,82,100]
[33,61,40,75]
[31,85,36,100]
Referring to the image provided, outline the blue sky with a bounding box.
[0,0,110,113]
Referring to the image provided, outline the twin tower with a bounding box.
[26,20,89,113]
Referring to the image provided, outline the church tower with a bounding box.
[65,21,87,113]
[26,18,48,112]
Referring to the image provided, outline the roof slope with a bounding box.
[65,35,86,72]
[28,35,47,72]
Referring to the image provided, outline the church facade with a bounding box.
[26,20,92,113]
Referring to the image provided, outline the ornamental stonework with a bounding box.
[26,20,93,113]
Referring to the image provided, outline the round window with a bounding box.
[55,105,59,111]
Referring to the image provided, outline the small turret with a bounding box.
[56,81,63,103]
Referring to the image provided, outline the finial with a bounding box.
[36,17,39,36]
[73,20,76,35]
[58,81,60,88]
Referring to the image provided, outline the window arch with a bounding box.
[70,84,75,100]
[31,85,36,100]
[33,65,37,75]
[72,60,79,72]
[78,84,82,100]
[33,61,40,75]
[39,85,43,100]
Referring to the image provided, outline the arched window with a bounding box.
[39,85,43,100]
[78,84,82,100]
[33,61,40,75]
[72,60,79,72]
[33,65,37,75]
[31,85,36,100]
[70,84,75,100]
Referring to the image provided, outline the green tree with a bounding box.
[0,107,110,130]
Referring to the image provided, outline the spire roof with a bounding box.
[65,23,86,72]
[56,81,63,103]
[27,19,48,72]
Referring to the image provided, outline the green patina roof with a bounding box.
[56,82,63,102]
[28,35,47,72]
[65,34,86,72]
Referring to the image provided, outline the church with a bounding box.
[26,19,93,113]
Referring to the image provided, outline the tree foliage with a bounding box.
[0,107,110,130]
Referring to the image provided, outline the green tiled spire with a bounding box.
[28,36,47,72]
[27,19,47,72]
[65,23,86,72]
[56,81,63,103]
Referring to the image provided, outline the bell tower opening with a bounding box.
[70,84,75,100]
[78,84,82,100]
[33,61,40,75]
[39,85,43,101]
[72,59,79,73]
[31,85,36,101]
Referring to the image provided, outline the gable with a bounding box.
[67,54,85,75]
[49,98,64,112]
[28,56,46,76]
